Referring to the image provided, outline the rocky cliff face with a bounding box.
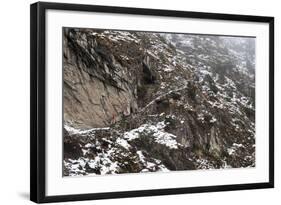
[63,28,255,176]
[63,28,141,128]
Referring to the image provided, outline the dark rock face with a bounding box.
[63,28,255,176]
[63,29,141,128]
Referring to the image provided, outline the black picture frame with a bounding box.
[30,1,274,203]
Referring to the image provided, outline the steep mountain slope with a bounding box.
[63,28,255,176]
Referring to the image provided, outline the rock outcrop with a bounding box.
[63,29,141,128]
[63,28,255,176]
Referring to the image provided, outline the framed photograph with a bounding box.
[30,2,274,203]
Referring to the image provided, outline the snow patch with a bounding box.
[116,138,131,150]
[124,122,180,149]
[64,124,110,135]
